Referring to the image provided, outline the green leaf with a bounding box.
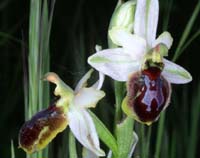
[89,111,118,157]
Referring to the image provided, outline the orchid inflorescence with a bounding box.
[19,0,192,157]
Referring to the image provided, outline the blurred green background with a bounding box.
[0,0,200,157]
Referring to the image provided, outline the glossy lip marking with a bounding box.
[141,75,164,112]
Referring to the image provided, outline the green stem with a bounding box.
[69,131,78,158]
[154,112,166,158]
[139,125,145,158]
[107,1,136,157]
[114,81,124,130]
[144,126,152,158]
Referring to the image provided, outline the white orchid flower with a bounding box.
[88,0,192,125]
[19,70,105,157]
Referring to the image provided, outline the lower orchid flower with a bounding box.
[19,69,105,156]
[88,0,192,125]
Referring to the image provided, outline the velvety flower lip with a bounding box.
[19,70,106,157]
[18,104,68,153]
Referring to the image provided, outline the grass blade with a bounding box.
[11,140,15,158]
[187,84,200,158]
[173,1,200,61]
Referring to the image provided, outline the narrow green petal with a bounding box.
[43,72,74,111]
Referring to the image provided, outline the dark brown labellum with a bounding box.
[127,67,171,123]
[18,105,67,153]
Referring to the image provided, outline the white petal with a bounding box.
[75,69,94,93]
[134,0,146,39]
[162,59,192,84]
[153,32,173,49]
[68,108,105,157]
[88,48,140,81]
[146,0,159,47]
[92,72,105,90]
[74,87,105,108]
[82,148,98,158]
[109,28,147,59]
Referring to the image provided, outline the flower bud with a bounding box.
[109,0,136,33]
[108,0,136,47]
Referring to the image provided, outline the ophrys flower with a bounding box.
[88,0,192,125]
[19,70,105,156]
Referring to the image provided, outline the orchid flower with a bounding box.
[19,70,105,156]
[88,0,192,125]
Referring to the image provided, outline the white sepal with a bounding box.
[88,48,140,81]
[163,59,192,84]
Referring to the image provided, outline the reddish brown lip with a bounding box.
[127,67,171,123]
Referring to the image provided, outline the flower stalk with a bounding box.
[107,1,138,158]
